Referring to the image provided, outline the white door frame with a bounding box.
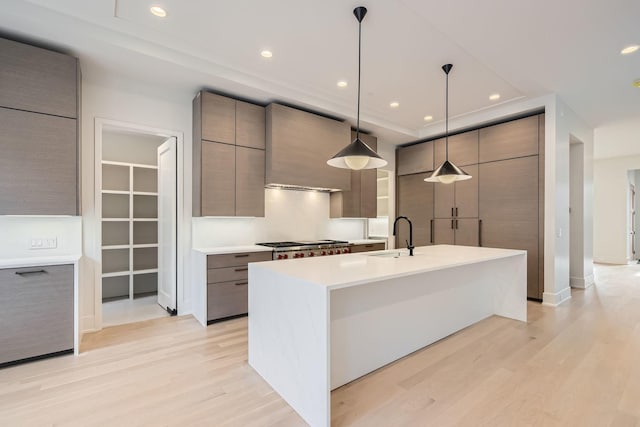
[94,118,186,330]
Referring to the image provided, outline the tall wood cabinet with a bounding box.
[330,132,378,218]
[0,37,80,215]
[396,113,545,300]
[193,91,266,217]
[396,173,434,247]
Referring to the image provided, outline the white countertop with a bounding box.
[0,254,82,269]
[193,245,273,255]
[251,245,526,290]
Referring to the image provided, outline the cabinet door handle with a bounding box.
[451,207,454,217]
[234,254,250,258]
[479,219,483,247]
[234,267,248,272]
[451,219,455,229]
[455,207,458,217]
[455,219,459,229]
[430,219,434,244]
[235,282,248,286]
[15,269,47,276]
[364,245,373,248]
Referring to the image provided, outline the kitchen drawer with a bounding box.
[207,251,272,269]
[0,264,74,365]
[351,242,386,253]
[207,281,248,321]
[207,265,248,284]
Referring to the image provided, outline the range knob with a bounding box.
[343,249,349,253]
[299,253,305,258]
[309,252,314,257]
[322,251,326,256]
[329,250,334,255]
[283,254,288,259]
[278,254,283,260]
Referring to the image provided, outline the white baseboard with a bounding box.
[542,287,572,307]
[570,274,595,289]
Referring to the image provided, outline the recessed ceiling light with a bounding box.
[149,6,167,17]
[633,79,640,88]
[489,93,501,101]
[389,101,400,108]
[337,81,348,88]
[423,115,433,121]
[261,50,273,58]
[621,45,639,55]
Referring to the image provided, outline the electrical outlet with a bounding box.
[29,237,57,250]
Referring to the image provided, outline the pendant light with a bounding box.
[425,64,472,184]
[327,6,387,170]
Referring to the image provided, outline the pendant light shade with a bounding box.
[425,64,472,184]
[327,6,387,171]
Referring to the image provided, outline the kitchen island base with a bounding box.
[248,245,526,427]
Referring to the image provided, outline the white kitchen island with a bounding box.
[248,245,527,427]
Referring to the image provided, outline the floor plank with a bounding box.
[1,263,639,426]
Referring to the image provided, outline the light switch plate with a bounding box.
[29,237,57,250]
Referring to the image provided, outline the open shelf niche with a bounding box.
[101,159,159,301]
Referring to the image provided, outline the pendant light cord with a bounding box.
[356,18,362,141]
[445,68,449,160]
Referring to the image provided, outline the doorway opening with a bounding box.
[96,121,180,328]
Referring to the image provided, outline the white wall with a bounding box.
[593,156,640,264]
[192,188,365,248]
[80,80,193,333]
[0,216,82,259]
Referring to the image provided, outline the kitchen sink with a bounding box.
[367,250,419,258]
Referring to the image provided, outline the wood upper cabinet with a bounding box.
[433,130,479,167]
[201,141,235,216]
[397,142,434,176]
[0,38,78,119]
[396,173,434,247]
[479,156,541,299]
[236,101,266,149]
[193,91,266,217]
[266,103,351,190]
[0,107,78,215]
[330,133,377,218]
[236,146,265,217]
[201,92,235,145]
[479,115,539,163]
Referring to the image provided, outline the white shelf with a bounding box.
[102,245,130,250]
[133,243,158,249]
[102,190,130,195]
[102,218,130,222]
[102,160,157,170]
[133,218,158,222]
[133,268,158,275]
[102,271,130,278]
[133,191,158,196]
[377,196,389,199]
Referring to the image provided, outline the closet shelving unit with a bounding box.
[101,160,159,300]
[376,169,389,218]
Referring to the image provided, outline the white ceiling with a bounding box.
[1,0,639,146]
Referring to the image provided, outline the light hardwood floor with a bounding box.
[1,263,639,426]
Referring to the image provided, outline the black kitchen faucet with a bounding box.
[392,216,414,256]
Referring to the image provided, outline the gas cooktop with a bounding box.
[257,240,348,249]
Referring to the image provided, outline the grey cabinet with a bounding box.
[0,108,78,215]
[479,115,539,163]
[397,141,434,176]
[434,164,479,219]
[0,38,78,118]
[0,37,79,216]
[193,91,266,217]
[433,218,479,246]
[396,173,434,248]
[0,265,74,365]
[206,251,272,322]
[330,133,378,218]
[266,103,351,190]
[479,156,541,299]
[433,130,479,167]
[350,242,386,253]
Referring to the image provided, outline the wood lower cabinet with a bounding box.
[193,91,266,217]
[330,133,378,218]
[0,264,74,365]
[350,242,386,253]
[206,251,272,322]
[0,107,78,215]
[479,156,541,299]
[433,219,479,246]
[396,173,434,248]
